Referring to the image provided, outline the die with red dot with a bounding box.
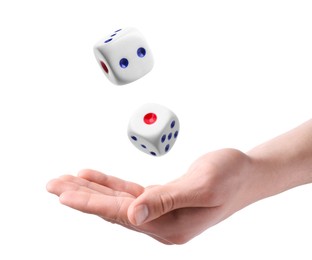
[93,27,154,85]
[128,103,179,156]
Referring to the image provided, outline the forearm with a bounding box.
[247,119,312,201]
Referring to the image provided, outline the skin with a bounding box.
[46,119,312,245]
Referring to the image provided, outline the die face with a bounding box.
[128,134,159,156]
[157,115,179,155]
[94,28,154,85]
[128,103,180,156]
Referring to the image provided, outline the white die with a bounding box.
[128,103,180,156]
[93,27,154,85]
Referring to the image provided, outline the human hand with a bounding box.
[47,149,256,244]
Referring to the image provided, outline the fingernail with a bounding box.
[134,205,148,225]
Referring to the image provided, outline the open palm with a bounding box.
[47,149,252,244]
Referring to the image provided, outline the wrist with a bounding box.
[244,154,284,203]
[246,148,311,204]
[244,120,312,204]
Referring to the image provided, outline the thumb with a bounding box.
[127,184,191,226]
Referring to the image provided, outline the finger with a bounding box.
[58,175,134,198]
[46,178,101,197]
[78,169,144,197]
[59,191,133,225]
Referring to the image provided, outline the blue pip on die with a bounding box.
[93,27,154,85]
[128,103,180,156]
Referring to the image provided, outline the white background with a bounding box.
[0,0,311,259]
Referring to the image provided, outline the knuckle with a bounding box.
[158,192,175,214]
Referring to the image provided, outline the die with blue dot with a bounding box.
[128,103,180,156]
[93,27,154,85]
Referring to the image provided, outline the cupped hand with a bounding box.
[47,149,255,244]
